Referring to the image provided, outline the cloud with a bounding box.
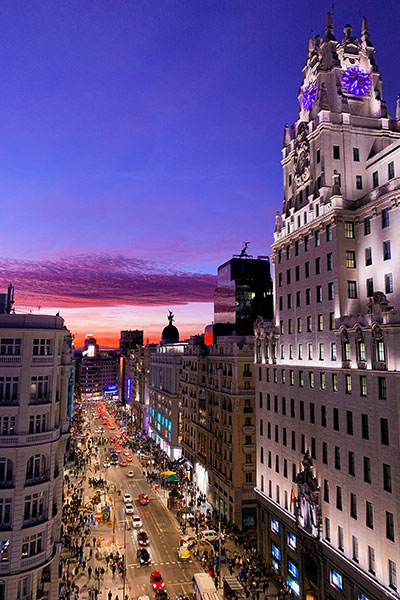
[0,254,216,308]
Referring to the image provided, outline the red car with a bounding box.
[126,455,133,462]
[120,460,128,467]
[139,494,150,505]
[150,571,164,590]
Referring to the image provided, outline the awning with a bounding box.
[161,470,176,476]
[166,474,180,482]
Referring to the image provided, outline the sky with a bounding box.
[0,0,399,345]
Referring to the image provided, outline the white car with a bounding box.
[125,503,134,514]
[180,534,197,548]
[127,471,134,478]
[132,515,143,528]
[200,529,223,542]
[124,493,132,504]
[103,460,110,468]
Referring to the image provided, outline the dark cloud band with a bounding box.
[0,254,216,308]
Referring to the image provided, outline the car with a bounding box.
[139,494,150,505]
[200,529,223,542]
[114,445,122,453]
[127,471,134,478]
[126,455,133,462]
[123,449,130,456]
[137,530,150,546]
[177,547,190,560]
[155,589,169,600]
[103,460,110,468]
[124,493,132,504]
[180,512,195,523]
[125,503,134,514]
[150,571,164,590]
[176,596,191,600]
[137,548,151,565]
[120,460,128,467]
[132,515,143,528]
[102,419,108,425]
[180,535,197,548]
[110,437,116,443]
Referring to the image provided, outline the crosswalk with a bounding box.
[127,560,193,569]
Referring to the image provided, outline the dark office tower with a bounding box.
[214,255,273,335]
[119,329,144,355]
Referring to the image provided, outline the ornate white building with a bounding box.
[0,304,73,600]
[255,14,400,600]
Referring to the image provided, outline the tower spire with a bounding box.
[325,11,335,41]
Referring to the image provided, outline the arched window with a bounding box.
[26,455,47,483]
[0,459,13,487]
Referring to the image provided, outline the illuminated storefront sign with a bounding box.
[126,378,131,400]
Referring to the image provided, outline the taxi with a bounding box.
[177,547,190,561]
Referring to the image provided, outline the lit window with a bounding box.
[308,344,313,360]
[331,343,336,361]
[347,281,357,299]
[357,341,366,362]
[360,376,367,397]
[317,314,323,331]
[271,519,279,534]
[298,344,303,360]
[345,374,352,394]
[377,341,385,362]
[319,344,324,360]
[287,533,296,550]
[346,251,356,268]
[344,221,355,238]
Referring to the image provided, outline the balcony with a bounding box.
[243,407,253,414]
[243,444,255,452]
[0,480,13,489]
[242,371,252,378]
[29,394,51,405]
[31,356,54,365]
[0,396,19,406]
[242,426,255,434]
[25,470,50,487]
[243,462,255,471]
[0,355,21,365]
[23,514,48,528]
[243,482,255,491]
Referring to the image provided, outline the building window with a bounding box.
[345,221,355,238]
[308,344,313,360]
[356,175,363,190]
[388,161,395,180]
[382,207,390,228]
[389,559,397,590]
[373,171,379,188]
[326,252,333,271]
[0,338,21,356]
[0,540,9,562]
[317,314,323,331]
[364,217,371,235]
[296,291,301,307]
[368,547,375,575]
[367,278,374,297]
[376,340,385,362]
[304,236,309,252]
[299,371,304,387]
[365,247,372,265]
[319,344,324,360]
[347,280,357,299]
[333,408,339,431]
[328,282,334,300]
[378,377,387,400]
[366,501,374,529]
[0,499,11,527]
[316,149,321,163]
[320,372,326,390]
[361,414,369,439]
[316,286,321,302]
[295,265,300,281]
[364,457,371,483]
[385,273,393,294]
[352,536,359,562]
[381,418,389,445]
[306,288,311,304]
[348,451,355,476]
[383,464,392,493]
[297,317,302,333]
[360,376,367,396]
[329,312,335,330]
[334,446,340,470]
[286,245,290,259]
[326,224,332,241]
[332,373,338,392]
[333,145,340,159]
[21,532,43,558]
[298,344,303,360]
[350,493,357,519]
[315,257,320,275]
[309,372,314,389]
[321,405,327,427]
[331,343,338,361]
[347,410,353,435]
[346,250,356,268]
[383,240,391,260]
[322,442,328,464]
[32,339,51,356]
[345,374,352,394]
[336,486,342,510]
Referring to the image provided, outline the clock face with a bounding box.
[342,66,371,96]
[302,83,317,110]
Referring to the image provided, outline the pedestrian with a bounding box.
[108,592,112,600]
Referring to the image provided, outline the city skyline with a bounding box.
[0,1,399,345]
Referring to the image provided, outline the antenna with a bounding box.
[331,0,335,19]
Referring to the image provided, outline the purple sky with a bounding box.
[1,0,399,344]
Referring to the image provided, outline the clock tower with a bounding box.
[280,13,400,221]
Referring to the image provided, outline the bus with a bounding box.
[193,573,219,600]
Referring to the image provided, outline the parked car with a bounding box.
[200,529,223,542]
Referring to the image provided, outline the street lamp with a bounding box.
[108,483,117,542]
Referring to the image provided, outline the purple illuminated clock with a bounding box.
[302,83,317,110]
[342,66,370,96]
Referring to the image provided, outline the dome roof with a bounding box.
[161,324,179,343]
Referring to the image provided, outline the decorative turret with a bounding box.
[361,16,370,45]
[161,311,179,344]
[283,124,290,147]
[396,95,400,121]
[274,212,282,234]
